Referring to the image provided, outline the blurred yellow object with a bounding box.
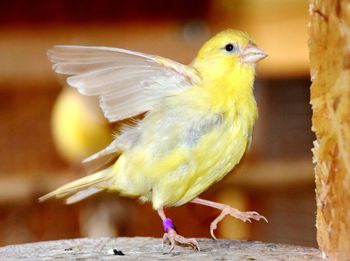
[51,88,112,162]
[42,29,267,250]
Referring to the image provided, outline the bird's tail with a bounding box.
[39,167,113,204]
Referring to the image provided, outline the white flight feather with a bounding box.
[48,45,201,161]
[48,45,200,122]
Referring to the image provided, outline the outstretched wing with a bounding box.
[48,45,201,122]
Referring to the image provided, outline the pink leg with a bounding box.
[157,209,200,252]
[190,197,268,239]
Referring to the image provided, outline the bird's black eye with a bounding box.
[225,43,234,52]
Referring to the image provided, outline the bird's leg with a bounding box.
[190,197,268,239]
[157,208,200,252]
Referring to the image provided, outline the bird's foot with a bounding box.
[210,206,268,239]
[162,228,200,252]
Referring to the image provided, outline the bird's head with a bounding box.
[192,29,267,81]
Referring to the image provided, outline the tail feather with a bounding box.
[39,168,112,203]
[65,187,102,204]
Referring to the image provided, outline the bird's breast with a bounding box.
[149,108,254,208]
[111,102,256,209]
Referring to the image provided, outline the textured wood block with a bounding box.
[0,237,323,260]
[309,0,350,260]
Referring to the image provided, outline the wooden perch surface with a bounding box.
[0,237,323,260]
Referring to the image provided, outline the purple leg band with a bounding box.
[162,218,175,233]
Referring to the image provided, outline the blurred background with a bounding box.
[0,0,315,247]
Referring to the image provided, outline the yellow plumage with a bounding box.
[40,29,267,250]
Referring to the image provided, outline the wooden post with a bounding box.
[309,0,350,259]
[0,237,323,260]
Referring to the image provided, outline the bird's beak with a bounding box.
[241,45,267,64]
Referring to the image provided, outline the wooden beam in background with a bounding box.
[0,159,313,204]
[0,18,309,87]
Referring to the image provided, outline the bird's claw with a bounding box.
[162,228,200,252]
[230,209,268,223]
[210,206,268,239]
[210,222,218,240]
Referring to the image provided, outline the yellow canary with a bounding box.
[40,29,267,251]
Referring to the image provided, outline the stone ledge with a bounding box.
[0,237,325,260]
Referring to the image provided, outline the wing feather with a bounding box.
[48,45,200,122]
